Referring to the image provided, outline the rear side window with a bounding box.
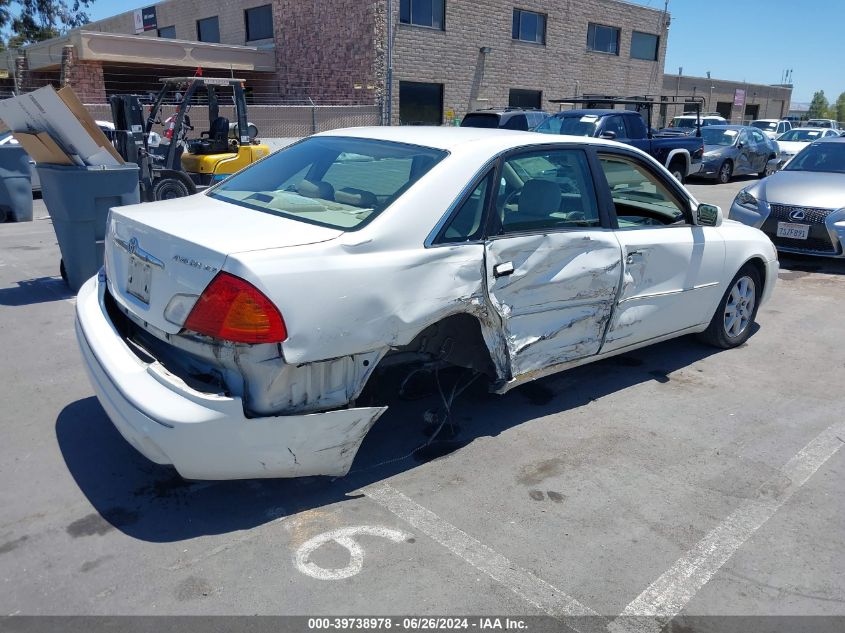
[210,137,447,230]
[438,171,494,243]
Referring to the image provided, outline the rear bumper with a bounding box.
[75,274,386,480]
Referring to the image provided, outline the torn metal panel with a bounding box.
[484,231,623,378]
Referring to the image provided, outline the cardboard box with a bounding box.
[11,131,74,165]
[0,85,123,167]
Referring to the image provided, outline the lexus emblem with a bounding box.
[788,208,806,222]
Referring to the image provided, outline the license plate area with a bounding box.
[776,222,810,240]
[127,255,152,304]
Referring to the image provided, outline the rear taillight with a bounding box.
[184,272,287,344]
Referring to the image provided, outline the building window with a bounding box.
[399,0,445,30]
[197,16,220,43]
[399,81,443,125]
[512,9,546,44]
[157,25,176,38]
[245,4,273,41]
[587,23,620,55]
[509,88,542,109]
[630,31,658,60]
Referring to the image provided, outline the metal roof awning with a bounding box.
[23,30,275,73]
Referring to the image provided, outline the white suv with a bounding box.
[751,119,792,140]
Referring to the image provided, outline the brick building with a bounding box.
[662,73,793,125]
[10,0,671,124]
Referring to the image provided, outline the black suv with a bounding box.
[460,107,549,131]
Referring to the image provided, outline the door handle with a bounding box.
[493,262,515,278]
[626,250,644,265]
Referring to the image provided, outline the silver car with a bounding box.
[729,136,845,257]
[696,125,779,183]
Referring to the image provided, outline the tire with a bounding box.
[668,161,686,183]
[759,156,775,178]
[717,160,733,184]
[152,176,191,201]
[698,264,761,349]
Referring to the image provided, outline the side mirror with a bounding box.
[737,141,745,149]
[697,203,723,227]
[600,130,617,140]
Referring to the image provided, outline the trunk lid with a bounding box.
[105,193,342,334]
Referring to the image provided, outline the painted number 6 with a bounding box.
[294,526,413,580]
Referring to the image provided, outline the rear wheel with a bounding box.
[717,160,733,184]
[668,160,686,183]
[759,155,775,178]
[699,264,761,349]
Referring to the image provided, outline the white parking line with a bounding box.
[608,419,845,633]
[362,483,605,629]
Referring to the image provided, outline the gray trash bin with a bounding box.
[37,163,140,292]
[0,145,33,222]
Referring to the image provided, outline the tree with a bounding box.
[835,92,845,123]
[808,90,830,119]
[0,0,94,47]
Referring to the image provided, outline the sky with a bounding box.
[84,0,843,103]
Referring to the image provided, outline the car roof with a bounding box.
[702,125,746,130]
[315,125,619,153]
[789,127,835,132]
[814,135,845,143]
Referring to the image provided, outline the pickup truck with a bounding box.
[535,109,704,182]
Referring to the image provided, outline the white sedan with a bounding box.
[75,127,778,480]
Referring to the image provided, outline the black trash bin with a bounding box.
[0,145,34,222]
[37,163,140,292]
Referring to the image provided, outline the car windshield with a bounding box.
[535,114,598,136]
[751,121,777,131]
[778,129,825,142]
[209,137,447,230]
[702,128,738,146]
[784,143,845,173]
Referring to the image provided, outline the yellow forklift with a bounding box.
[110,76,270,201]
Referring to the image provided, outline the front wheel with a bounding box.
[717,161,733,184]
[698,264,761,349]
[669,161,685,183]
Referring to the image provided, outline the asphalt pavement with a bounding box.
[1,186,843,628]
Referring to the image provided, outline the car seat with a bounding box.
[188,117,231,155]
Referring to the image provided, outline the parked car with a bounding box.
[534,109,704,181]
[805,119,839,130]
[660,113,728,136]
[751,119,792,140]
[776,127,841,165]
[76,127,777,480]
[696,125,779,183]
[461,107,549,131]
[730,136,845,257]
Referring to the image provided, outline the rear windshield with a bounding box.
[209,137,447,230]
[461,113,502,129]
[535,114,598,137]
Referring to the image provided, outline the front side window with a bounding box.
[400,0,445,29]
[587,23,620,54]
[603,115,626,138]
[245,4,273,41]
[197,16,220,42]
[630,31,658,60]
[210,137,448,230]
[598,154,688,227]
[498,149,599,234]
[512,9,546,44]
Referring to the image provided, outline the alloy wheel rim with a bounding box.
[724,275,756,338]
[720,164,731,181]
